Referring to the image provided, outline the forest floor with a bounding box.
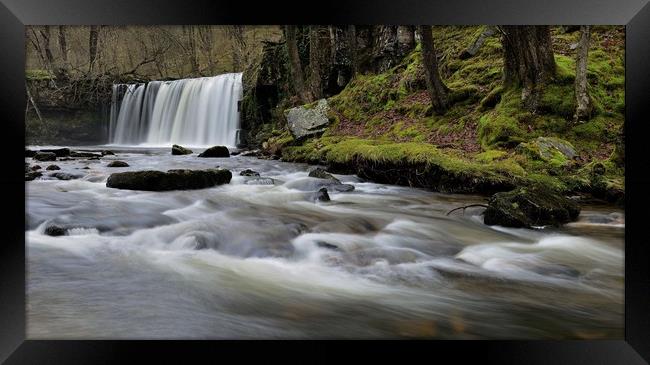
[261,26,625,205]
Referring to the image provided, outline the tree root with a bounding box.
[446,204,489,216]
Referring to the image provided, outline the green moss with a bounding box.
[538,84,575,119]
[475,150,507,163]
[478,112,525,149]
[26,69,54,81]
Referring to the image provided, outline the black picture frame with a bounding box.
[1,0,649,363]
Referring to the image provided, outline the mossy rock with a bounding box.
[484,186,580,228]
[516,137,576,168]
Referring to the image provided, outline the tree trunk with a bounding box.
[418,26,449,115]
[346,25,359,75]
[57,26,68,64]
[284,25,313,103]
[396,26,415,57]
[228,25,246,72]
[38,26,55,67]
[500,26,556,110]
[574,25,592,123]
[88,26,100,73]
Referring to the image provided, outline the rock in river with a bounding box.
[44,225,66,236]
[198,146,230,158]
[286,98,331,140]
[240,169,260,177]
[33,152,57,161]
[308,167,340,183]
[172,144,193,155]
[483,186,580,228]
[25,171,42,181]
[46,165,60,171]
[107,161,130,167]
[106,168,232,191]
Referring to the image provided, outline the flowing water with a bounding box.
[26,147,624,339]
[109,73,243,146]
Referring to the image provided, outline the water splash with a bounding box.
[110,73,243,147]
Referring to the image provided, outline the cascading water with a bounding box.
[109,73,243,147]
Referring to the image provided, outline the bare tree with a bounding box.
[38,26,55,67]
[574,25,592,123]
[227,25,247,72]
[88,26,100,73]
[418,25,449,114]
[58,26,68,64]
[284,25,313,103]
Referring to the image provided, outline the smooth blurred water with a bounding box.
[26,147,624,339]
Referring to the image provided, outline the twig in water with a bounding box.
[446,204,489,216]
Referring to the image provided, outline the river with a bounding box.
[26,146,624,339]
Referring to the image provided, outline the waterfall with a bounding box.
[109,73,243,147]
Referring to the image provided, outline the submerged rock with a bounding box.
[46,165,60,171]
[50,172,81,180]
[70,151,102,158]
[308,167,340,183]
[101,150,115,156]
[286,98,331,140]
[284,177,354,193]
[239,149,262,157]
[240,169,260,177]
[483,186,580,228]
[244,177,276,185]
[44,225,66,236]
[107,160,129,167]
[33,152,57,161]
[198,146,230,158]
[172,144,193,155]
[106,168,232,191]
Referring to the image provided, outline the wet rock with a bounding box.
[46,165,60,171]
[308,167,340,183]
[59,157,74,161]
[315,188,330,202]
[82,166,91,170]
[25,171,42,181]
[70,151,102,158]
[40,148,70,157]
[44,225,66,236]
[198,145,230,158]
[25,149,36,157]
[230,150,241,156]
[483,186,580,228]
[172,144,193,155]
[107,160,129,167]
[31,165,42,171]
[286,98,331,140]
[106,168,232,191]
[50,172,81,180]
[316,241,340,251]
[240,169,260,177]
[101,150,115,156]
[33,152,57,161]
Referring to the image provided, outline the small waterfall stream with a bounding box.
[109,73,243,147]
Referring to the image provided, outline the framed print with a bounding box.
[1,0,649,363]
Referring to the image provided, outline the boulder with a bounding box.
[483,186,581,228]
[101,150,115,156]
[517,137,576,167]
[244,177,276,185]
[240,169,260,177]
[198,146,230,158]
[25,150,36,157]
[25,171,42,181]
[308,167,340,183]
[33,152,57,161]
[44,225,66,236]
[46,165,60,171]
[31,165,42,171]
[286,98,331,140]
[172,144,193,155]
[106,168,232,191]
[107,161,129,167]
[284,177,354,193]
